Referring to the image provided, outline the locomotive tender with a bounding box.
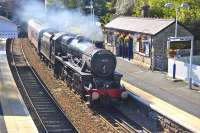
[28,19,128,104]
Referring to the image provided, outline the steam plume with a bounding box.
[17,1,103,41]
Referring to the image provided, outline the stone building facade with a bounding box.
[104,17,193,71]
[151,23,192,71]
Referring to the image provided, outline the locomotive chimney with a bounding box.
[141,3,150,17]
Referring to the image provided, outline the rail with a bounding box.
[96,105,151,133]
[9,39,79,133]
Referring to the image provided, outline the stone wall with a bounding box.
[152,23,192,71]
[133,53,151,68]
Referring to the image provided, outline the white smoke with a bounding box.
[17,0,104,41]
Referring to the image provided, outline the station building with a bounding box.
[0,16,18,39]
[104,17,192,71]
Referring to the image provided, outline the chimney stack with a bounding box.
[141,4,150,17]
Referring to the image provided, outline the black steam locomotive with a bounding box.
[28,19,128,104]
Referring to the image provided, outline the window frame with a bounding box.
[136,35,151,57]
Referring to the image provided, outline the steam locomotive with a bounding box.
[27,19,128,104]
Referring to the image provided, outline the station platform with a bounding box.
[116,57,200,132]
[0,39,38,133]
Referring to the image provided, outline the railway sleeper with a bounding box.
[36,106,57,110]
[48,128,74,133]
[30,96,50,99]
[38,109,58,113]
[32,101,53,104]
[37,111,60,115]
[44,120,67,124]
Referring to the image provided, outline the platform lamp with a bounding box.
[90,0,95,24]
[164,2,190,37]
[165,2,190,79]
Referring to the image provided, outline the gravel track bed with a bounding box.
[20,38,117,133]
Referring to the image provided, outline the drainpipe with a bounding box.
[151,36,154,71]
[189,37,194,89]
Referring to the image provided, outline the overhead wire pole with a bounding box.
[89,0,94,44]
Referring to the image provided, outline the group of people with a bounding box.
[108,32,134,61]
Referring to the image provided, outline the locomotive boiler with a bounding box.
[59,35,116,78]
[28,19,128,105]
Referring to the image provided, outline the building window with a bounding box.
[105,31,111,44]
[139,40,150,56]
[136,34,150,56]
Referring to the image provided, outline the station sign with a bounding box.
[167,36,193,58]
[169,40,191,49]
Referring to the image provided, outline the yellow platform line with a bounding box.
[121,80,200,133]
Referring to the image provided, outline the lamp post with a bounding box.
[165,3,190,79]
[164,2,190,37]
[165,3,193,89]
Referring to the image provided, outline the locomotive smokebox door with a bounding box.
[91,50,116,77]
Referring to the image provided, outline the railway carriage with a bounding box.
[27,19,128,105]
[28,20,47,53]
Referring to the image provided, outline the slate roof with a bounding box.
[105,16,175,35]
[0,16,10,22]
[0,16,17,32]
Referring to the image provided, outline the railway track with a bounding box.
[16,38,152,133]
[96,105,151,133]
[10,37,190,133]
[9,39,78,133]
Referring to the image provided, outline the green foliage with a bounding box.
[105,2,113,10]
[132,0,200,24]
[46,0,56,6]
[46,0,78,9]
[46,0,54,3]
[46,0,114,25]
[61,0,78,8]
[100,12,113,25]
[100,2,115,25]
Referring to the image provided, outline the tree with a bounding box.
[132,0,200,24]
[132,0,200,48]
[62,0,78,8]
[99,1,115,25]
[46,0,79,9]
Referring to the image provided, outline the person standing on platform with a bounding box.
[121,33,126,58]
[115,32,120,56]
[118,33,124,57]
[125,34,133,61]
[124,34,129,59]
[128,34,133,61]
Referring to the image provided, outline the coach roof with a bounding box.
[105,16,175,35]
